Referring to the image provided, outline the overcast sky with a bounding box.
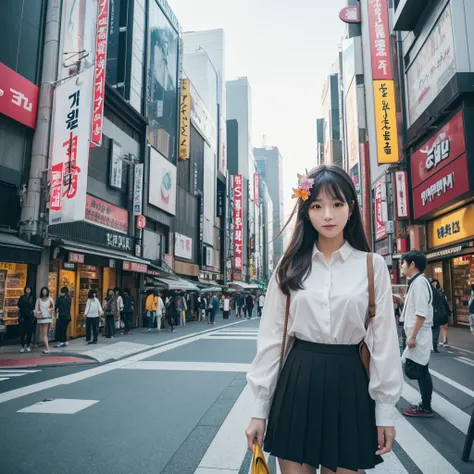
[169,0,346,221]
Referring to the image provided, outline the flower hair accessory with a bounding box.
[292,171,314,201]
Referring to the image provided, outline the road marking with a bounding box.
[0,369,41,374]
[454,356,474,368]
[121,361,251,372]
[18,398,99,414]
[203,336,257,340]
[429,369,474,398]
[367,451,409,473]
[0,373,28,377]
[403,382,470,434]
[0,378,8,382]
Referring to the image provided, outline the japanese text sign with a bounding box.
[91,0,109,146]
[394,171,409,219]
[374,176,387,241]
[368,0,393,80]
[123,261,148,273]
[233,175,243,271]
[133,163,144,216]
[373,80,399,164]
[179,78,191,159]
[0,62,39,129]
[85,194,129,233]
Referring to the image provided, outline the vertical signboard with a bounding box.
[91,0,109,146]
[179,78,191,159]
[374,175,387,241]
[233,175,243,271]
[133,163,144,216]
[394,171,409,219]
[254,173,260,204]
[49,67,95,225]
[109,141,122,189]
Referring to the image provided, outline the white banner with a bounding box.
[49,67,95,225]
[133,163,144,216]
[175,232,193,260]
[109,141,122,189]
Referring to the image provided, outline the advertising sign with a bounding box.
[345,80,359,172]
[413,155,470,219]
[406,6,456,125]
[410,111,465,187]
[394,171,410,219]
[133,163,144,216]
[0,62,39,129]
[109,141,122,189]
[148,147,177,216]
[233,175,243,271]
[68,252,85,264]
[85,194,128,233]
[374,176,387,241]
[175,232,193,260]
[254,174,260,204]
[179,78,191,159]
[428,203,474,249]
[136,215,146,229]
[367,0,393,80]
[123,261,148,273]
[339,5,361,24]
[373,80,399,164]
[49,67,95,225]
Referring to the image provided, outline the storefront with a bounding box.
[425,204,474,327]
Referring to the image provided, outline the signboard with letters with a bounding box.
[123,261,147,273]
[106,232,132,251]
[68,252,85,264]
[254,174,260,204]
[49,67,94,225]
[175,232,193,260]
[233,175,243,271]
[85,194,129,233]
[109,141,122,189]
[394,171,409,219]
[0,61,39,129]
[374,175,387,241]
[133,163,144,215]
[179,78,191,160]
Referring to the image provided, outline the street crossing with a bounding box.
[0,369,40,383]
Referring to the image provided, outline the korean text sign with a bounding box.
[85,194,129,233]
[91,0,109,146]
[368,0,393,80]
[49,68,94,225]
[233,175,243,271]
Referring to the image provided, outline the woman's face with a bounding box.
[307,188,352,240]
[41,289,48,298]
[108,290,113,297]
[25,287,31,295]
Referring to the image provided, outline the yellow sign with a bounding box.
[179,79,191,160]
[428,203,474,249]
[373,80,400,164]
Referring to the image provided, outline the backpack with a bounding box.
[431,285,450,327]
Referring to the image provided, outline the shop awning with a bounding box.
[154,276,199,291]
[59,242,150,266]
[229,281,252,290]
[0,233,43,251]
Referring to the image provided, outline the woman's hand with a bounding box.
[375,426,396,455]
[245,418,266,451]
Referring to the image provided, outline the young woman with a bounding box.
[35,287,55,354]
[18,285,35,353]
[103,289,115,338]
[245,165,403,474]
[122,289,134,335]
[85,289,103,344]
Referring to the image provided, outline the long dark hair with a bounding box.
[40,286,50,298]
[277,165,369,295]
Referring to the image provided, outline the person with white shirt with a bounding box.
[400,251,434,418]
[245,165,403,474]
[257,292,265,317]
[85,289,103,344]
[223,295,230,320]
[156,292,165,331]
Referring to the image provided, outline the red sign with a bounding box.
[374,176,387,240]
[0,62,39,129]
[123,261,148,273]
[254,174,260,204]
[69,252,85,264]
[136,215,146,229]
[233,175,243,271]
[91,0,109,146]
[411,111,465,188]
[339,5,361,23]
[367,0,393,80]
[413,155,470,219]
[394,171,410,219]
[85,194,129,233]
[147,269,161,277]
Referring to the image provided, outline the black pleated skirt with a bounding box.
[264,339,383,472]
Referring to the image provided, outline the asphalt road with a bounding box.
[1,316,473,474]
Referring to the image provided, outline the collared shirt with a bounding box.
[246,241,403,427]
[401,272,433,366]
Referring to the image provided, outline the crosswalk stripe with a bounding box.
[0,378,8,382]
[204,336,257,340]
[454,356,474,368]
[0,369,40,374]
[0,373,28,377]
[430,368,474,398]
[122,361,252,372]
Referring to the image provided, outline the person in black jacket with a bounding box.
[54,287,72,348]
[18,285,35,353]
[122,289,134,335]
[245,293,254,319]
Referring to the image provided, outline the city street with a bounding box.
[1,316,473,474]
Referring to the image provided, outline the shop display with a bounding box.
[77,265,101,336]
[0,263,27,325]
[452,255,474,326]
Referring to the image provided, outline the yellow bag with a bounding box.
[251,442,270,474]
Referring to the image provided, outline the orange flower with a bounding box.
[292,187,311,201]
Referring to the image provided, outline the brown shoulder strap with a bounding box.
[366,253,376,328]
[278,295,291,377]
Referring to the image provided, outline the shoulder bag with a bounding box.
[278,253,376,379]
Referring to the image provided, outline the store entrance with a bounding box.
[452,255,474,327]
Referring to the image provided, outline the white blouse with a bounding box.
[246,241,403,427]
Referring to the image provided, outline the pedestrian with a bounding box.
[245,293,254,319]
[34,287,55,354]
[211,292,219,325]
[54,286,72,348]
[235,292,243,318]
[113,287,124,330]
[245,165,402,473]
[223,295,230,320]
[156,291,165,331]
[122,289,134,335]
[431,279,451,347]
[145,290,158,331]
[166,294,177,332]
[17,285,35,353]
[468,286,474,337]
[85,289,103,344]
[198,293,207,322]
[103,289,115,338]
[207,292,214,323]
[430,279,451,353]
[257,292,265,318]
[400,251,435,418]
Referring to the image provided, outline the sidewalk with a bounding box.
[0,317,256,368]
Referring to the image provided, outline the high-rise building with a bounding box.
[253,146,285,266]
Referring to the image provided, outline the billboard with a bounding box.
[148,147,177,215]
[49,67,95,225]
[179,78,191,159]
[374,175,387,241]
[233,175,243,271]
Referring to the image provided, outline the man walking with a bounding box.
[245,293,254,319]
[400,251,434,418]
[54,287,71,348]
[257,292,265,318]
[235,292,243,318]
